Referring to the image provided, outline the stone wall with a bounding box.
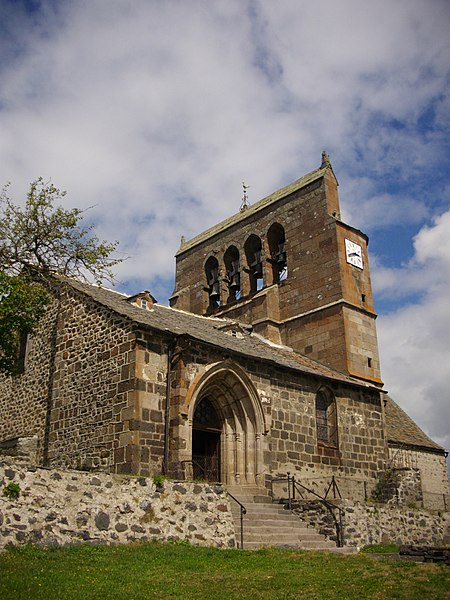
[293,499,450,548]
[0,298,59,464]
[0,283,171,477]
[168,339,386,486]
[389,447,450,510]
[0,460,235,550]
[171,165,381,384]
[47,286,144,474]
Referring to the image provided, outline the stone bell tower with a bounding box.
[170,153,382,386]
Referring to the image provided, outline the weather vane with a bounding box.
[240,181,250,212]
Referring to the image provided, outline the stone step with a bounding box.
[231,504,289,512]
[244,532,330,548]
[232,510,307,520]
[241,541,356,553]
[226,486,270,496]
[241,538,332,547]
[244,526,315,537]
[227,486,345,552]
[241,519,310,528]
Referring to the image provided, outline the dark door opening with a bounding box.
[192,429,220,482]
[192,396,221,482]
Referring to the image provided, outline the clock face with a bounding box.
[345,239,363,269]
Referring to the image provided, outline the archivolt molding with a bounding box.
[182,360,268,434]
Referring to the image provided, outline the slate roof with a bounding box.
[64,278,379,391]
[384,396,444,452]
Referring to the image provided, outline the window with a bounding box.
[16,332,29,375]
[267,223,287,283]
[193,396,221,430]
[205,256,221,308]
[244,234,264,293]
[224,246,241,302]
[315,388,338,447]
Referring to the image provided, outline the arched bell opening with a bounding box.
[205,255,221,309]
[224,245,241,303]
[244,234,264,293]
[267,223,287,284]
[186,363,267,486]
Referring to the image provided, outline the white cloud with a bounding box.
[377,209,450,451]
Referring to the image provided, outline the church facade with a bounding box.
[1,154,448,509]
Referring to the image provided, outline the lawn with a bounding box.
[0,542,448,599]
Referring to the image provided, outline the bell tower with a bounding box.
[170,153,382,386]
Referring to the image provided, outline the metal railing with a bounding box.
[179,459,220,483]
[227,492,247,549]
[272,473,345,547]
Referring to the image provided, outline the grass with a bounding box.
[361,544,401,554]
[0,542,448,599]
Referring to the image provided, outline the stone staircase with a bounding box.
[227,487,354,553]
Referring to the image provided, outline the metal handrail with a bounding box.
[272,473,345,547]
[227,492,247,549]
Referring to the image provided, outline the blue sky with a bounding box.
[1,0,449,456]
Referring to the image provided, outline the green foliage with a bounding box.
[0,273,49,374]
[3,481,20,500]
[372,468,400,503]
[0,179,122,284]
[0,542,448,599]
[361,544,401,554]
[0,178,123,375]
[152,474,165,488]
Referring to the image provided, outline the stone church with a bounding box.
[1,153,449,510]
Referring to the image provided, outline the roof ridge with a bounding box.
[176,163,329,256]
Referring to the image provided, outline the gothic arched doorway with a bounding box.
[192,396,222,481]
[185,362,267,487]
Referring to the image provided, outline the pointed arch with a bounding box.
[184,361,267,486]
[315,386,338,448]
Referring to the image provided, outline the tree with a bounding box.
[0,178,123,375]
[0,273,49,375]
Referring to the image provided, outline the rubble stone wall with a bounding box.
[389,447,450,510]
[0,298,59,464]
[293,499,450,548]
[0,461,235,550]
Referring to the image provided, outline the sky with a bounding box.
[1,1,449,460]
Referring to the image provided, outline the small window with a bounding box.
[16,332,29,375]
[315,388,338,447]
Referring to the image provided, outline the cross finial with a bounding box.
[321,150,331,168]
[240,182,250,212]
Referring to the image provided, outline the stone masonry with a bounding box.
[0,459,235,550]
[171,158,381,385]
[292,499,450,548]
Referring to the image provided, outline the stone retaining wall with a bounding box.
[293,499,450,548]
[0,460,235,550]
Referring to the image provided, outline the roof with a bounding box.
[176,158,336,256]
[64,278,379,391]
[384,396,444,452]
